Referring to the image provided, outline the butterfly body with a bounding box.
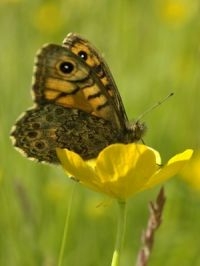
[11,33,145,164]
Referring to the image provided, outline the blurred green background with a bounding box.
[0,0,199,265]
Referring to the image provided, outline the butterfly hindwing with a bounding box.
[11,104,124,163]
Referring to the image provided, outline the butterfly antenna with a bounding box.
[136,92,174,121]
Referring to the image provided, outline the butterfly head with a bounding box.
[132,121,146,141]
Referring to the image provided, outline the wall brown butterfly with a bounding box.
[10,33,146,164]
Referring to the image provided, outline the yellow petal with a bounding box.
[57,148,93,178]
[149,147,162,165]
[56,148,101,190]
[180,152,200,190]
[95,144,158,198]
[145,149,193,189]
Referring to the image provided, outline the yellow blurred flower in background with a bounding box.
[33,2,63,34]
[57,144,193,200]
[155,0,198,27]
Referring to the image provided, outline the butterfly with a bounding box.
[10,33,146,164]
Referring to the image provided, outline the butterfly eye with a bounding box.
[78,50,88,61]
[59,61,74,74]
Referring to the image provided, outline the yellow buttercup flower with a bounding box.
[57,144,193,200]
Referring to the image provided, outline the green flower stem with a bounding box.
[111,200,127,266]
[58,183,76,266]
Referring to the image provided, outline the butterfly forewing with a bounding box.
[63,33,129,130]
[33,43,120,128]
[33,44,92,112]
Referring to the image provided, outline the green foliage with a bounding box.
[0,0,199,265]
